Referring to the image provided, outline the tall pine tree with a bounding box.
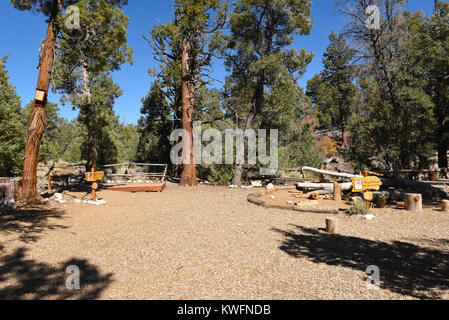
[306,31,358,148]
[53,0,132,170]
[220,0,313,185]
[11,0,64,201]
[0,56,25,176]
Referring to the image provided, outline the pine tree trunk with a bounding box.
[232,110,256,187]
[81,61,97,171]
[232,78,264,186]
[437,143,448,169]
[341,116,348,149]
[174,88,183,178]
[180,37,197,186]
[87,127,98,171]
[21,0,64,203]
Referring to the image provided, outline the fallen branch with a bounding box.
[301,167,362,180]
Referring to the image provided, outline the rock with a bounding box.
[270,195,276,200]
[350,196,363,203]
[251,180,263,188]
[266,183,275,190]
[83,199,107,206]
[286,200,294,205]
[363,214,376,220]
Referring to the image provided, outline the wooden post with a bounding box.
[364,171,370,211]
[333,182,342,202]
[91,168,96,202]
[326,218,338,234]
[404,193,423,212]
[47,174,52,193]
[442,200,449,212]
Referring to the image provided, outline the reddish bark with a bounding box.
[180,37,198,186]
[341,115,349,149]
[21,0,64,202]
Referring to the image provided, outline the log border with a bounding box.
[247,191,341,214]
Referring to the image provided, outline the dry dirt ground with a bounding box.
[0,183,448,300]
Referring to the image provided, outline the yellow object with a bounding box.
[92,182,98,190]
[352,176,382,192]
[35,89,46,102]
[363,192,373,201]
[85,171,105,182]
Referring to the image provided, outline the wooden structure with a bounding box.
[41,163,168,193]
[100,163,168,184]
[42,163,86,191]
[100,163,168,193]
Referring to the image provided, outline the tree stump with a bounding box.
[326,218,338,234]
[333,182,342,202]
[404,193,422,213]
[376,196,387,209]
[442,200,449,213]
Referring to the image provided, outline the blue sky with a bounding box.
[1,0,436,124]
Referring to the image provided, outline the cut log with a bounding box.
[297,182,353,192]
[442,200,449,212]
[326,218,338,234]
[333,182,342,202]
[294,206,340,214]
[404,193,423,213]
[266,187,279,195]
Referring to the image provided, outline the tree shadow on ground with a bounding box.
[272,226,449,299]
[0,206,68,243]
[0,246,113,300]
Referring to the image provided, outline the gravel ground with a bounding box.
[0,183,448,300]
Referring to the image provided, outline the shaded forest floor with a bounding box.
[0,183,448,300]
